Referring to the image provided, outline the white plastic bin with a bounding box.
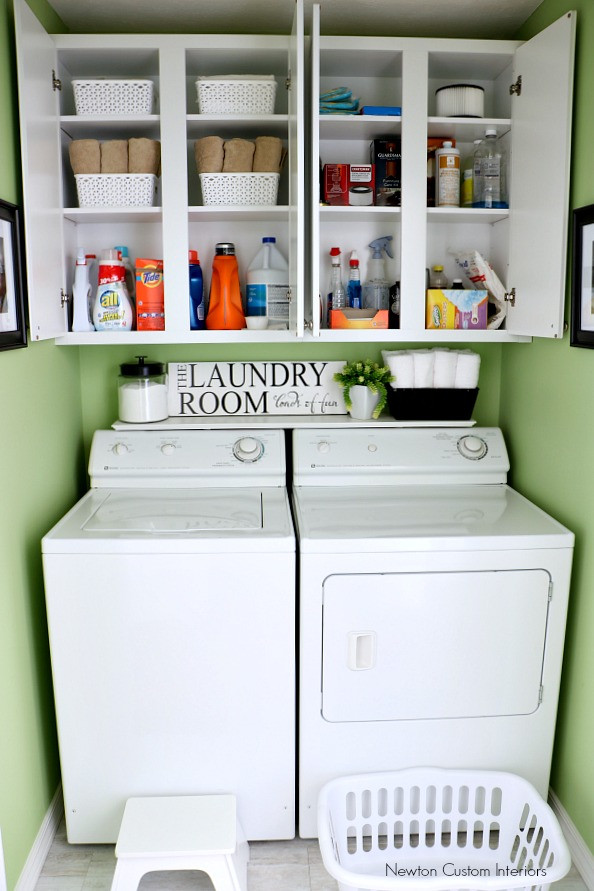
[317,768,571,891]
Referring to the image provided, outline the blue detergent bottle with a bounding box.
[347,251,362,308]
[189,250,205,330]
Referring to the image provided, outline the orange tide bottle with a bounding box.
[205,243,246,330]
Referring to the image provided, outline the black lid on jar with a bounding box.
[120,356,165,378]
[215,243,235,255]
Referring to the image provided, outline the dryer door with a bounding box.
[321,569,550,722]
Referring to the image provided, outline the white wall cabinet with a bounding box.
[15,0,574,345]
[310,6,575,342]
[14,0,305,344]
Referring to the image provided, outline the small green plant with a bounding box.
[334,359,394,419]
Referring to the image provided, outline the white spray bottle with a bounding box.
[362,235,393,311]
[71,247,94,331]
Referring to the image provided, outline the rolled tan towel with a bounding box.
[129,138,161,176]
[194,136,224,174]
[100,140,128,174]
[69,139,100,174]
[222,138,255,173]
[252,136,283,173]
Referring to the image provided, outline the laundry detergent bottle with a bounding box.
[71,247,94,332]
[206,243,245,330]
[93,249,134,331]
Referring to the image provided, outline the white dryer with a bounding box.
[291,427,573,838]
[42,429,295,843]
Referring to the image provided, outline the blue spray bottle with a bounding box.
[362,235,393,311]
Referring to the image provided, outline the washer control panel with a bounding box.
[293,427,509,486]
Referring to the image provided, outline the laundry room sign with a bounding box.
[168,361,348,416]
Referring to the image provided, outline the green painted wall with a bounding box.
[500,0,594,855]
[0,2,79,889]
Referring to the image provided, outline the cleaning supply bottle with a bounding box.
[435,140,460,207]
[362,235,393,310]
[327,247,346,328]
[71,247,94,332]
[188,250,204,330]
[246,236,290,330]
[114,245,135,304]
[205,243,245,330]
[479,128,507,208]
[347,251,362,308]
[429,264,449,289]
[93,249,134,331]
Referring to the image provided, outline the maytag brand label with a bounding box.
[168,361,347,416]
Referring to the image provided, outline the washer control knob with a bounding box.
[112,442,129,455]
[160,443,176,456]
[457,435,488,460]
[233,436,264,463]
[368,443,378,453]
[317,441,331,454]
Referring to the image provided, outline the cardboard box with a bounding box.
[323,163,349,205]
[136,258,164,331]
[426,289,487,331]
[370,138,401,206]
[330,308,388,329]
[323,164,375,205]
[348,164,375,205]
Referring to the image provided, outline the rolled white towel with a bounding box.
[385,351,414,389]
[433,349,458,389]
[454,350,481,388]
[413,350,435,388]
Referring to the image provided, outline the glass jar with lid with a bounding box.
[118,356,168,423]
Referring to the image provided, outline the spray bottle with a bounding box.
[362,235,393,311]
[71,248,94,332]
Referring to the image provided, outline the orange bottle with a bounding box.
[205,243,246,330]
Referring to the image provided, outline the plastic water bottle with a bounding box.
[329,247,346,312]
[246,237,290,330]
[188,250,204,330]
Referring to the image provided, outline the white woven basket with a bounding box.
[196,78,277,114]
[200,173,279,206]
[72,79,154,115]
[318,768,571,891]
[75,174,158,207]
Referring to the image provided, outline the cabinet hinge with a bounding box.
[504,287,516,307]
[285,75,291,91]
[509,75,522,97]
[60,289,69,307]
[287,287,292,304]
[52,69,62,91]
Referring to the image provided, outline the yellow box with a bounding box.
[426,289,456,329]
[330,309,388,329]
[426,289,488,330]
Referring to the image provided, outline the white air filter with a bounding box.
[436,83,484,117]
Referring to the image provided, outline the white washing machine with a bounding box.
[291,427,574,838]
[42,428,295,844]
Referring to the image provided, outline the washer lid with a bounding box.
[82,489,263,533]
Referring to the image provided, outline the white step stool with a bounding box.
[110,795,249,891]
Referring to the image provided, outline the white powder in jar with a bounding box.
[118,380,168,422]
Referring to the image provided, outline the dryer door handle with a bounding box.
[347,631,376,671]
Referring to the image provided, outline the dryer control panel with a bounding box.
[293,427,509,486]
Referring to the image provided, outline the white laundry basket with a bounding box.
[317,768,571,891]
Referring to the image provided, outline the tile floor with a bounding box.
[34,818,588,891]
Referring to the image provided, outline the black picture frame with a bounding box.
[0,198,27,350]
[570,203,594,348]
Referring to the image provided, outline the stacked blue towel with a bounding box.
[319,87,360,115]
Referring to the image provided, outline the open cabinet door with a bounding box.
[309,4,321,337]
[288,0,305,337]
[14,0,66,341]
[506,11,575,338]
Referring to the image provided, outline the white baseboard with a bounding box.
[15,785,63,891]
[549,788,594,891]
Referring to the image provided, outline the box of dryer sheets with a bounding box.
[426,289,488,331]
[370,138,401,206]
[330,308,388,329]
[323,164,375,205]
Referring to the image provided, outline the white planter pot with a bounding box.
[348,384,380,420]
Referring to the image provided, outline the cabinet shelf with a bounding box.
[318,114,401,140]
[427,207,508,224]
[63,207,162,223]
[319,205,400,222]
[187,114,288,138]
[60,115,161,139]
[427,117,511,140]
[56,329,300,345]
[315,328,529,343]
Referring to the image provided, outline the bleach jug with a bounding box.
[93,249,134,331]
[188,249,205,330]
[205,243,245,330]
[245,236,289,330]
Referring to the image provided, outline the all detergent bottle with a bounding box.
[205,243,245,330]
[93,249,134,331]
[246,236,289,330]
[71,247,94,332]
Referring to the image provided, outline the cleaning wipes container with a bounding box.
[246,236,289,330]
[118,356,168,423]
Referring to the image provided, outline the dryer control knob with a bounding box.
[160,443,176,456]
[112,442,129,455]
[233,436,264,463]
[457,435,488,460]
